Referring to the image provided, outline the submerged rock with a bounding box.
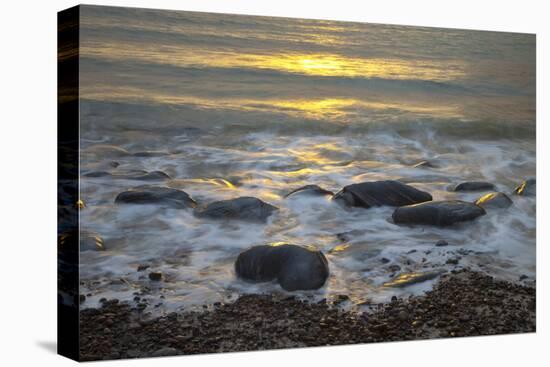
[84,170,171,181]
[333,180,432,209]
[115,186,197,209]
[397,175,453,184]
[235,244,329,291]
[83,171,112,178]
[58,230,105,252]
[514,178,536,196]
[80,231,106,251]
[383,270,445,288]
[195,197,277,222]
[335,229,364,243]
[474,192,513,209]
[132,151,170,157]
[392,200,486,226]
[285,184,334,198]
[84,144,130,157]
[454,181,495,192]
[124,170,171,181]
[412,160,438,169]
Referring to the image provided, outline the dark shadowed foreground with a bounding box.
[79,270,535,361]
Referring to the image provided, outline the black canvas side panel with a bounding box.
[57,5,80,362]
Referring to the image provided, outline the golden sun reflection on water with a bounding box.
[81,85,462,121]
[252,53,464,81]
[169,178,237,190]
[288,143,347,166]
[82,42,465,81]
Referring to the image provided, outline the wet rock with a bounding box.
[514,178,536,196]
[398,310,409,321]
[235,244,329,291]
[392,200,486,227]
[80,231,105,251]
[285,185,334,198]
[151,347,178,357]
[454,181,495,192]
[115,186,196,209]
[474,192,513,209]
[58,230,105,252]
[149,272,163,281]
[195,197,277,222]
[383,270,445,288]
[335,230,363,242]
[436,240,449,247]
[333,294,350,305]
[333,180,432,209]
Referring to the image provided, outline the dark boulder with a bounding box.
[115,186,197,209]
[454,181,495,192]
[333,180,432,208]
[514,178,536,196]
[195,197,277,222]
[285,185,334,198]
[474,192,513,209]
[235,244,329,291]
[392,200,486,226]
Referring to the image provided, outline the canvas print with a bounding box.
[58,5,536,361]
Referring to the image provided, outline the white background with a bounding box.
[0,0,547,365]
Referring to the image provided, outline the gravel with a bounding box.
[79,270,535,361]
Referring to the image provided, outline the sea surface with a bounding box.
[77,5,536,313]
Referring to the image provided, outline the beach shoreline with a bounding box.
[79,269,535,361]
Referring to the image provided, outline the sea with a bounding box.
[77,5,536,313]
